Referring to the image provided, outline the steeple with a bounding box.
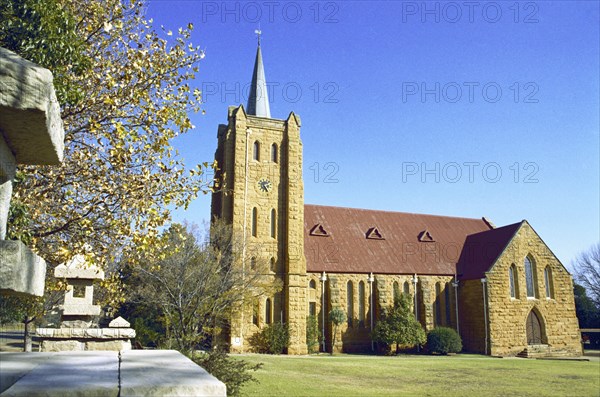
[246,30,271,118]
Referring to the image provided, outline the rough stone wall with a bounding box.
[485,222,581,357]
[458,279,486,353]
[307,273,456,353]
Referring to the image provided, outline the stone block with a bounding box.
[109,316,130,328]
[120,350,226,397]
[0,47,64,165]
[0,240,46,297]
[61,304,101,316]
[41,340,85,352]
[85,340,131,351]
[54,255,104,279]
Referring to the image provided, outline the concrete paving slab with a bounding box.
[0,353,53,393]
[1,351,118,397]
[120,350,226,397]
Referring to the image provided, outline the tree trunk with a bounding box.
[23,317,33,352]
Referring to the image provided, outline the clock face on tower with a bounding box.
[257,178,273,193]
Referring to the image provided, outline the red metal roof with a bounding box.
[304,205,494,275]
[456,221,523,280]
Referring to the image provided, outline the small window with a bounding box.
[309,279,316,289]
[544,266,553,299]
[393,281,400,300]
[251,208,258,237]
[403,281,410,297]
[525,256,536,298]
[309,302,316,316]
[253,141,260,161]
[270,257,276,273]
[252,301,259,326]
[250,257,256,270]
[347,281,354,327]
[265,298,272,324]
[271,143,278,163]
[270,209,276,238]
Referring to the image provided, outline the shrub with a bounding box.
[328,307,346,354]
[192,349,262,397]
[427,327,462,354]
[372,292,426,354]
[306,315,321,353]
[249,322,290,354]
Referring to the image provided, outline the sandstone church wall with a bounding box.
[485,223,581,357]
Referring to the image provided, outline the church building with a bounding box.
[210,39,581,357]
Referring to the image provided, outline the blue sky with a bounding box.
[146,0,599,269]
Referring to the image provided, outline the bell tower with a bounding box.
[211,34,308,354]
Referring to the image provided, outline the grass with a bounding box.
[234,353,600,397]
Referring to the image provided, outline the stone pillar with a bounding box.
[0,46,65,297]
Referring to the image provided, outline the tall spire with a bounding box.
[246,29,271,118]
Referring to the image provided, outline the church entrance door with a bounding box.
[526,310,543,344]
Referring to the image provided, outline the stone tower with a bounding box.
[211,38,308,354]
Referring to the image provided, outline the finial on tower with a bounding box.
[255,27,262,47]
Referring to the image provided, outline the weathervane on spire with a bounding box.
[255,26,262,47]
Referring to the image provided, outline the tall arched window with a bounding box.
[393,281,400,300]
[347,281,354,327]
[403,281,410,297]
[509,264,517,298]
[265,298,272,324]
[271,143,278,163]
[445,283,451,326]
[524,256,537,298]
[358,281,365,326]
[253,141,260,161]
[434,282,442,326]
[270,209,276,238]
[270,257,276,273]
[544,266,553,299]
[250,257,256,270]
[308,280,317,316]
[251,207,258,237]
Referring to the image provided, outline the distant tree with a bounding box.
[574,284,600,329]
[328,307,346,355]
[372,292,426,354]
[573,243,600,308]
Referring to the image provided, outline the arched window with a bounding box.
[524,256,537,298]
[250,257,256,270]
[347,281,354,327]
[270,257,276,273]
[509,264,517,298]
[434,282,442,326]
[270,209,276,238]
[403,281,410,297]
[544,266,553,299]
[253,141,260,161]
[265,298,272,324]
[358,281,365,326]
[393,281,400,301]
[309,279,316,289]
[271,143,278,163]
[251,207,258,237]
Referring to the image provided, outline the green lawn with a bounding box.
[235,353,600,397]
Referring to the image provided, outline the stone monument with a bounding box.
[0,46,65,297]
[37,254,136,351]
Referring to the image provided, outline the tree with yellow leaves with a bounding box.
[1,0,210,309]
